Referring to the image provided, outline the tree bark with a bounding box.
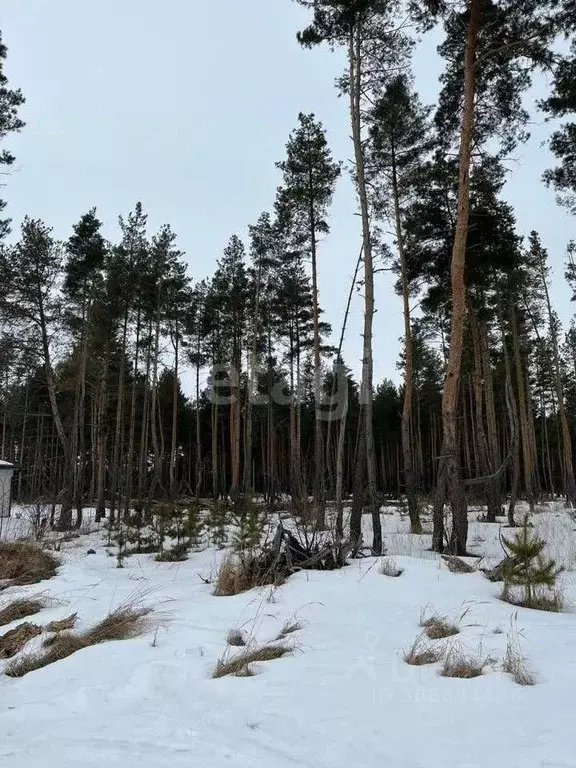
[349,24,382,555]
[433,0,484,555]
[391,137,421,534]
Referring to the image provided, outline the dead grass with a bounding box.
[502,616,536,685]
[502,641,536,686]
[0,622,42,658]
[212,643,293,679]
[419,607,460,639]
[0,542,60,586]
[403,633,445,666]
[441,555,476,574]
[5,603,153,677]
[500,585,564,613]
[44,613,78,634]
[213,551,285,597]
[276,618,304,640]
[226,628,247,647]
[379,557,404,577]
[0,596,50,627]
[440,644,489,679]
[155,543,188,562]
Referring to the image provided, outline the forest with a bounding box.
[1,0,576,560]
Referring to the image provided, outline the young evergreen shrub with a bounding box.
[207,501,229,549]
[122,502,157,555]
[155,541,188,562]
[150,503,175,555]
[501,516,564,611]
[183,503,205,551]
[233,502,267,556]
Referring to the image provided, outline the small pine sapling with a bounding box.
[122,501,151,554]
[501,516,563,610]
[208,501,229,549]
[150,503,173,555]
[184,503,205,551]
[115,529,126,569]
[233,502,267,557]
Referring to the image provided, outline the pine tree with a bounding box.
[108,203,148,522]
[542,1,576,213]
[0,31,25,241]
[369,73,433,534]
[501,515,563,609]
[62,210,107,527]
[294,0,412,554]
[529,231,576,505]
[277,113,340,527]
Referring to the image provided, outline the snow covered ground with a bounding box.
[1,506,576,768]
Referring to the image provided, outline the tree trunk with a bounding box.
[309,171,325,528]
[510,303,535,511]
[433,0,484,555]
[391,138,421,534]
[124,308,141,517]
[169,321,179,498]
[539,254,576,504]
[349,24,382,555]
[469,303,499,521]
[109,308,129,525]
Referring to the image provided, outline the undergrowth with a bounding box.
[0,542,59,585]
[6,603,153,677]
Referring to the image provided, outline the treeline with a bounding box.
[1,1,576,555]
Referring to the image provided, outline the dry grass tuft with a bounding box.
[403,633,445,666]
[379,557,404,577]
[45,613,78,634]
[502,641,536,686]
[276,618,304,640]
[0,542,60,586]
[500,585,564,613]
[226,628,247,647]
[502,617,536,686]
[0,596,50,627]
[440,644,489,679]
[441,555,476,574]
[420,607,460,639]
[0,622,42,658]
[5,603,153,677]
[213,552,285,597]
[212,643,293,679]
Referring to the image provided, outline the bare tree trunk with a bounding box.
[469,303,499,521]
[349,25,382,555]
[538,254,576,504]
[149,298,163,499]
[195,335,202,501]
[169,321,180,498]
[109,308,129,525]
[433,0,484,555]
[95,352,109,522]
[17,379,29,500]
[211,363,219,500]
[510,303,535,511]
[391,138,421,534]
[309,180,325,528]
[138,327,152,500]
[124,309,141,517]
[329,247,362,538]
[37,293,71,528]
[243,254,264,506]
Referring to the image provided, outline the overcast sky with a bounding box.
[2,0,574,393]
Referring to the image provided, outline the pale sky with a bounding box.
[2,0,574,392]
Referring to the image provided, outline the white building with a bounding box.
[0,460,15,518]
